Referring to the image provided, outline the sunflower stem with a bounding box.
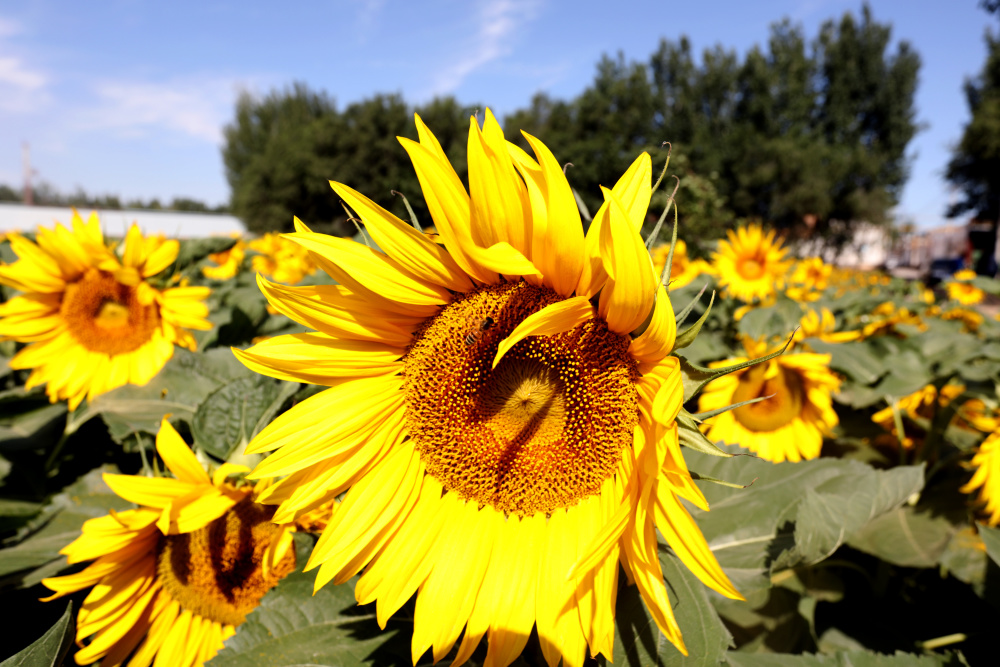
[650,141,672,195]
[646,176,680,252]
[340,202,371,248]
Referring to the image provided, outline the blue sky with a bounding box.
[0,0,994,229]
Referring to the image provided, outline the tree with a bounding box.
[945,31,1000,224]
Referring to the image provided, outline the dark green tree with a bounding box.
[945,31,1000,223]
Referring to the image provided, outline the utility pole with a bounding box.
[22,142,34,206]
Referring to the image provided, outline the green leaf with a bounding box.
[792,465,925,564]
[804,340,885,385]
[174,237,238,271]
[978,523,1000,568]
[208,534,407,667]
[0,600,74,667]
[677,412,733,458]
[602,549,732,667]
[847,505,956,568]
[0,469,130,582]
[0,397,67,453]
[193,377,298,460]
[78,348,255,443]
[724,649,962,666]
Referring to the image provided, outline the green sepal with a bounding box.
[391,190,421,231]
[674,283,708,330]
[690,470,758,489]
[691,393,775,422]
[677,332,794,401]
[676,409,733,457]
[672,290,716,352]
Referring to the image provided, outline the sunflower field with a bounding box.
[1,117,999,667]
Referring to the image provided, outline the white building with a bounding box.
[0,203,245,238]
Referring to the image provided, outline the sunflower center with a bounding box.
[155,496,296,627]
[403,281,639,517]
[738,258,765,280]
[61,268,160,355]
[731,363,803,432]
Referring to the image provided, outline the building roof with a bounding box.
[0,203,245,238]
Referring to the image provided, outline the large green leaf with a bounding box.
[683,451,925,602]
[978,523,1000,567]
[847,506,957,569]
[0,469,129,583]
[0,601,74,667]
[724,649,963,666]
[192,376,298,460]
[804,340,885,386]
[0,386,67,453]
[208,534,407,667]
[604,548,733,667]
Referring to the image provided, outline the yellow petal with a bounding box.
[630,285,677,366]
[233,332,403,386]
[331,181,473,292]
[597,187,657,334]
[493,296,594,369]
[155,418,210,485]
[103,473,194,509]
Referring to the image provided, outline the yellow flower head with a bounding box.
[41,419,296,667]
[0,214,212,409]
[651,239,710,291]
[234,110,742,665]
[858,301,925,338]
[202,237,246,281]
[711,222,792,302]
[786,257,832,302]
[871,383,987,449]
[249,232,317,284]
[941,306,984,332]
[796,307,862,344]
[946,269,985,305]
[962,430,1000,526]
[698,337,841,463]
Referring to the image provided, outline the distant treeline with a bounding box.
[0,182,228,214]
[224,4,919,251]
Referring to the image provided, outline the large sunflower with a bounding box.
[234,110,742,666]
[0,214,212,409]
[42,419,297,667]
[698,338,841,463]
[711,222,791,302]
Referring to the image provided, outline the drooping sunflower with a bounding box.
[946,269,985,306]
[41,419,297,667]
[711,222,791,302]
[698,337,841,463]
[249,232,317,285]
[871,383,987,450]
[0,215,212,409]
[796,307,861,345]
[651,239,710,291]
[234,110,742,666]
[202,236,246,281]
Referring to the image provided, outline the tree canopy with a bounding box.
[222,4,919,247]
[945,29,1000,223]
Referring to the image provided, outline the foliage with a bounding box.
[945,29,1000,223]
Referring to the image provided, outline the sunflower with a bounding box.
[651,239,710,290]
[202,237,246,281]
[41,419,297,667]
[0,215,212,409]
[946,269,984,306]
[711,222,791,302]
[249,232,317,284]
[698,337,841,463]
[796,307,862,345]
[941,306,984,332]
[234,110,742,666]
[857,301,924,339]
[872,383,989,449]
[962,430,1000,526]
[785,257,831,303]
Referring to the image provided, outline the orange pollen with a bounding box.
[403,281,639,517]
[738,257,765,280]
[60,268,160,355]
[731,363,804,432]
[156,495,296,627]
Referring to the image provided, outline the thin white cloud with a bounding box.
[77,77,241,144]
[0,16,23,38]
[0,55,48,112]
[354,0,385,44]
[427,0,541,97]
